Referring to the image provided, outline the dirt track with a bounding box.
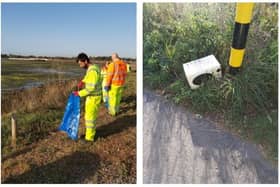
[143,90,278,184]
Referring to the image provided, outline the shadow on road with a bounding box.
[3,151,100,184]
[143,90,278,184]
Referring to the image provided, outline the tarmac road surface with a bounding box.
[143,90,278,184]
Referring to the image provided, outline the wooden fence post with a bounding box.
[11,113,17,148]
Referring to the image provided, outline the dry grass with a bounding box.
[2,80,78,114]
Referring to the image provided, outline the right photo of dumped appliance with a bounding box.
[143,3,278,184]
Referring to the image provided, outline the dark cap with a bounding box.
[76,52,90,63]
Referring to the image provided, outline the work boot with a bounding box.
[79,134,93,144]
[79,138,94,145]
[108,109,117,116]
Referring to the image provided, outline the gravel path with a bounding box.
[143,90,278,184]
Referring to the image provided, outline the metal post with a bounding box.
[11,113,17,148]
[229,3,254,75]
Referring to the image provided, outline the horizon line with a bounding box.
[1,53,136,59]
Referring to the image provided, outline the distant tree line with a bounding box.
[1,54,135,61]
[1,54,69,59]
[92,56,136,61]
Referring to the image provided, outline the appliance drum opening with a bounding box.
[193,73,213,85]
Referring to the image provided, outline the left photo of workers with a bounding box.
[1,3,136,184]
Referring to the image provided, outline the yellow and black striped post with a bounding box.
[229,3,254,74]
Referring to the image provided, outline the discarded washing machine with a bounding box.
[183,55,222,89]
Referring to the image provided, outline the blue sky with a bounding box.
[1,3,136,58]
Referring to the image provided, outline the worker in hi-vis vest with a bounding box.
[73,53,102,142]
[126,63,131,73]
[104,53,127,116]
[101,61,110,107]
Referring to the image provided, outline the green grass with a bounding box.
[1,109,63,155]
[244,111,278,161]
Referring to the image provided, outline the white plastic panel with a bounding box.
[183,55,222,89]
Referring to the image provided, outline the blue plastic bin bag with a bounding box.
[58,93,80,140]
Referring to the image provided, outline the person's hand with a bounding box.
[104,86,111,92]
[73,91,80,97]
[77,81,85,89]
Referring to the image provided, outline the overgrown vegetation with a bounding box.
[144,3,278,161]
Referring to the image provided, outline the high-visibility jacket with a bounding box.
[78,64,102,97]
[101,66,108,87]
[127,64,131,73]
[106,60,127,86]
[101,65,109,104]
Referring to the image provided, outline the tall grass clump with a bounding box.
[2,79,78,113]
[144,3,278,160]
[1,80,79,154]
